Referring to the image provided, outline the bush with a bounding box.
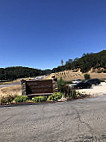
[0,95,17,104]
[70,90,87,99]
[71,90,77,99]
[57,77,66,92]
[84,74,90,80]
[14,96,28,103]
[100,79,105,82]
[0,96,7,104]
[63,85,71,97]
[47,92,63,101]
[32,96,47,103]
[65,81,72,84]
[6,95,16,104]
[52,75,55,78]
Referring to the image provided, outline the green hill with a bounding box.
[52,50,106,73]
[0,66,51,81]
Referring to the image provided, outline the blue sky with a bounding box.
[0,0,106,69]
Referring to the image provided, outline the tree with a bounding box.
[57,77,66,92]
[84,74,90,80]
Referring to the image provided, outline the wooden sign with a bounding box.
[26,79,53,95]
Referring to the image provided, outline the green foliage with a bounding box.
[63,86,77,99]
[32,96,47,103]
[0,50,106,81]
[6,95,16,104]
[63,86,84,99]
[63,85,71,98]
[0,95,16,104]
[52,75,55,78]
[65,81,72,84]
[0,66,52,81]
[84,74,90,80]
[52,50,106,73]
[14,96,28,103]
[57,77,66,92]
[47,92,63,101]
[71,90,77,99]
[100,79,105,82]
[0,97,7,104]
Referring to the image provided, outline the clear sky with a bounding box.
[0,0,106,69]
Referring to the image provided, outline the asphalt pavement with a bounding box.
[0,95,106,142]
[0,82,20,88]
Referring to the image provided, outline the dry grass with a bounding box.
[0,85,21,99]
[45,70,106,81]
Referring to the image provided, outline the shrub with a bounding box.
[71,90,77,99]
[0,96,7,104]
[14,96,28,103]
[6,95,16,104]
[52,75,55,78]
[0,95,17,104]
[84,74,90,80]
[57,77,66,92]
[32,96,47,103]
[47,92,63,101]
[65,81,72,84]
[63,85,71,98]
[100,79,105,82]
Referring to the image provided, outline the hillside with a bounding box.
[46,50,106,81]
[52,50,106,73]
[45,70,106,81]
[74,50,106,72]
[0,66,51,81]
[0,50,106,81]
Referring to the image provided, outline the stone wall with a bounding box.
[21,80,27,95]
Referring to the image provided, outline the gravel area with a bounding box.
[77,82,106,97]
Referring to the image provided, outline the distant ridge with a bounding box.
[0,66,52,81]
[0,50,106,81]
[52,50,106,73]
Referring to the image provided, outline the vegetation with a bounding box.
[32,96,47,103]
[0,50,106,81]
[14,96,28,103]
[0,91,87,105]
[0,66,52,81]
[84,74,90,80]
[71,90,77,99]
[52,50,106,73]
[0,95,17,104]
[57,77,66,92]
[47,92,63,101]
[62,85,87,99]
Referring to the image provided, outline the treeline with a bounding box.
[0,66,51,81]
[52,50,106,73]
[0,50,106,81]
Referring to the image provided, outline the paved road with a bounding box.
[0,96,106,142]
[0,82,20,88]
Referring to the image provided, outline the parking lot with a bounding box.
[77,82,106,97]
